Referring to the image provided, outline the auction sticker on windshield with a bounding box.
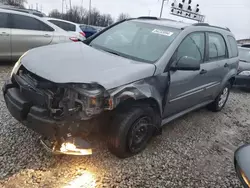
[152,29,174,36]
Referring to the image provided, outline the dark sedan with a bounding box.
[80,24,98,38]
[234,46,250,91]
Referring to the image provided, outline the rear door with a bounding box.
[202,32,230,98]
[0,12,11,60]
[10,13,54,60]
[195,32,229,100]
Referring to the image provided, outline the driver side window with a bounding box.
[176,32,205,63]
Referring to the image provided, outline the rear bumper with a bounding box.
[3,81,58,137]
[234,75,250,88]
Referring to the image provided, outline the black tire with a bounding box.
[207,82,231,112]
[107,105,156,158]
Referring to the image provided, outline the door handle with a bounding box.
[200,69,207,74]
[0,32,9,36]
[44,34,51,37]
[224,63,229,68]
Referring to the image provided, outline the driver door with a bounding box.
[163,32,207,118]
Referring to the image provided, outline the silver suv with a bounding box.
[0,8,74,61]
[3,17,239,158]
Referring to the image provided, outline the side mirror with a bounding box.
[171,56,200,71]
[234,144,250,188]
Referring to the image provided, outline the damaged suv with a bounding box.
[3,17,238,158]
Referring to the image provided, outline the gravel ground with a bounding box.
[0,65,249,188]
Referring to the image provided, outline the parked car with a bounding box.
[79,24,98,38]
[240,43,250,48]
[234,47,250,91]
[3,17,238,158]
[234,144,250,188]
[0,4,46,17]
[45,17,86,41]
[0,8,77,61]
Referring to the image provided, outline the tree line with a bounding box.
[0,0,131,27]
[48,7,130,27]
[0,0,26,7]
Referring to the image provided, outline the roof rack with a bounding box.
[137,16,159,20]
[192,23,231,32]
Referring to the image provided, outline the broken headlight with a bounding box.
[48,83,110,120]
[73,84,106,118]
[11,51,28,77]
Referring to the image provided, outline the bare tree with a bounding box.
[0,0,27,7]
[117,13,130,22]
[48,9,62,19]
[48,6,114,27]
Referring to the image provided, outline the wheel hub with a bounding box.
[128,116,151,153]
[218,87,229,108]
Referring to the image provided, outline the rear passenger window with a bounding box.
[11,14,54,31]
[0,13,8,28]
[48,20,75,31]
[227,36,238,57]
[176,32,205,63]
[208,33,227,60]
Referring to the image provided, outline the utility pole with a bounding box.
[69,0,72,10]
[160,0,169,18]
[62,0,64,14]
[148,10,151,16]
[88,0,92,25]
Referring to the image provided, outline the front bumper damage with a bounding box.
[2,66,113,155]
[3,65,163,155]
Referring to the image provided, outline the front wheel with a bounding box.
[207,82,231,112]
[107,106,156,158]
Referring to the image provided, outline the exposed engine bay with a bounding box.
[13,66,112,121]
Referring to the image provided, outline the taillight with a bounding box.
[80,32,86,37]
[69,37,79,42]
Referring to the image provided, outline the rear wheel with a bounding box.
[207,82,231,112]
[107,105,156,158]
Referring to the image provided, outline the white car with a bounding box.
[45,17,86,41]
[0,8,77,61]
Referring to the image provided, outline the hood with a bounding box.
[21,42,155,90]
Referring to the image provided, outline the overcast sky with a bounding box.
[27,0,250,39]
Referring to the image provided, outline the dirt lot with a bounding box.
[0,65,248,188]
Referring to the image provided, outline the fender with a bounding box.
[221,68,237,88]
[107,74,170,116]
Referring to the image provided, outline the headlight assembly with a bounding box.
[234,144,250,188]
[10,51,28,77]
[240,170,250,187]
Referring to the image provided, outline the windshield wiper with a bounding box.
[240,60,248,62]
[90,44,122,57]
[103,49,121,56]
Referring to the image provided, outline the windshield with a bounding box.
[89,20,180,63]
[239,47,250,63]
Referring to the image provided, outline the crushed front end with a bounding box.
[2,66,112,155]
